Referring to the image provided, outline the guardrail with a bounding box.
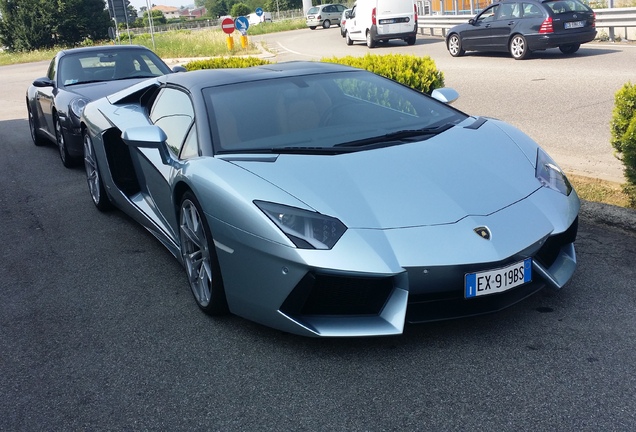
[418,7,636,40]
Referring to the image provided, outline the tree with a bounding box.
[55,0,110,46]
[0,0,110,51]
[143,9,166,26]
[230,2,251,17]
[0,0,56,51]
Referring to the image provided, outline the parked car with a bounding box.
[26,45,184,168]
[344,0,418,47]
[80,61,579,337]
[247,11,273,25]
[445,0,596,59]
[341,8,352,37]
[306,4,347,29]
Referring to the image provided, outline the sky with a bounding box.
[127,1,194,11]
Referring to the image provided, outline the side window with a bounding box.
[477,5,499,23]
[48,58,56,81]
[149,88,195,157]
[180,124,199,159]
[522,3,543,17]
[498,3,521,19]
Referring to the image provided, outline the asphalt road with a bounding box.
[1,36,636,430]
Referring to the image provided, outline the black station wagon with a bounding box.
[446,0,597,59]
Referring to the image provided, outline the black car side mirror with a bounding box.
[32,77,54,88]
[172,66,187,73]
[469,18,475,25]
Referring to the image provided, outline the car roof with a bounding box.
[57,45,153,58]
[160,61,359,91]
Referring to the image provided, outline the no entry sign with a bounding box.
[221,17,235,34]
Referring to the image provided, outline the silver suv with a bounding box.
[306,4,347,29]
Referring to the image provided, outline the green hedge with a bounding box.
[610,82,636,206]
[184,57,270,71]
[184,54,445,95]
[321,54,444,94]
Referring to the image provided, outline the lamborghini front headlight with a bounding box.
[535,148,572,196]
[255,201,347,250]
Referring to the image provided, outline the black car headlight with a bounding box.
[535,148,572,196]
[70,97,89,119]
[255,201,347,250]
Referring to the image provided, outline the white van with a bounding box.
[344,0,417,48]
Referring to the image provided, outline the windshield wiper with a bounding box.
[334,124,454,148]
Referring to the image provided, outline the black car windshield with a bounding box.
[59,49,172,87]
[204,70,467,154]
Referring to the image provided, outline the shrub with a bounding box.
[610,82,636,206]
[320,53,444,94]
[185,57,270,70]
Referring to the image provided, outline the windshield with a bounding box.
[204,70,467,154]
[58,49,172,87]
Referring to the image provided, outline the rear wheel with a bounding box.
[309,26,316,30]
[180,192,229,316]
[346,31,353,45]
[559,44,580,54]
[83,131,112,212]
[406,36,416,46]
[323,19,331,29]
[366,31,376,48]
[447,34,465,57]
[509,34,529,60]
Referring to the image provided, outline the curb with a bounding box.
[580,200,636,233]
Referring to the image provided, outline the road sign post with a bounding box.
[221,17,235,50]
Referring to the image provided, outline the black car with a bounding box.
[26,45,184,168]
[445,0,597,60]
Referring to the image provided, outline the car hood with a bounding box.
[64,78,149,101]
[230,119,542,229]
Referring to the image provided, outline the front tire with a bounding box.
[510,34,530,60]
[447,34,465,57]
[27,104,46,146]
[559,44,580,55]
[55,114,79,168]
[83,131,112,212]
[180,192,229,316]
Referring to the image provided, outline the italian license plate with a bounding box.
[565,21,585,29]
[465,258,532,298]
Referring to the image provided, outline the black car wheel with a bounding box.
[323,19,331,29]
[27,104,46,146]
[447,34,465,57]
[346,31,353,45]
[366,31,376,48]
[559,44,580,55]
[180,192,229,316]
[510,34,530,60]
[309,26,316,30]
[83,131,112,212]
[55,113,79,168]
[406,36,416,46]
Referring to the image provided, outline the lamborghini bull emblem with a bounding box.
[474,226,491,240]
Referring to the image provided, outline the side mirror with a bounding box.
[33,77,54,88]
[122,125,179,167]
[172,65,187,73]
[469,18,475,25]
[345,11,351,19]
[431,88,459,104]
